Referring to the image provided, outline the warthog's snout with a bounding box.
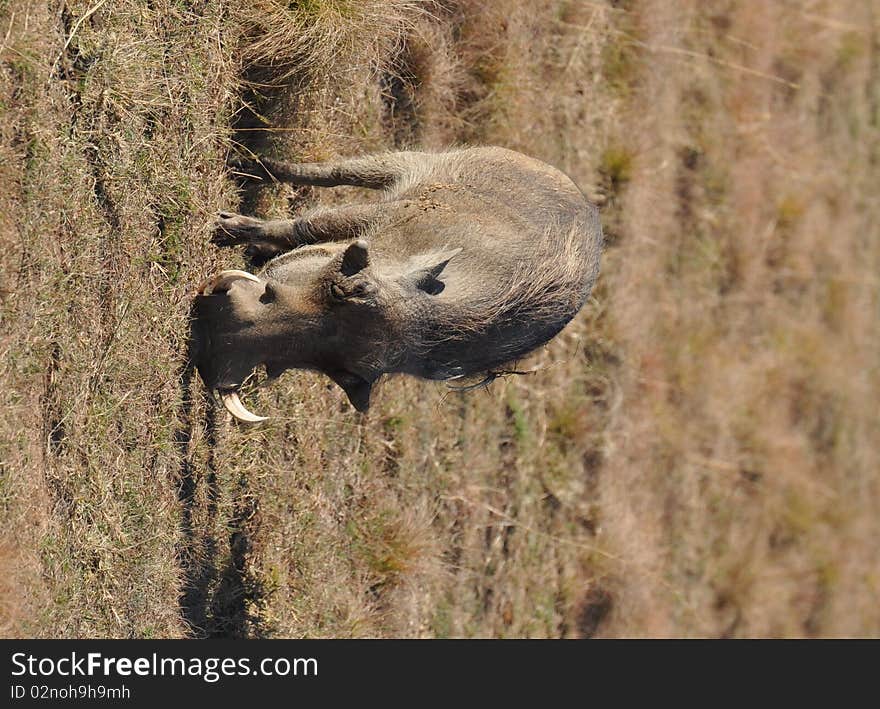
[194,270,272,423]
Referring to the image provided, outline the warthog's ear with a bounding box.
[327,370,373,412]
[339,240,370,276]
[404,248,462,295]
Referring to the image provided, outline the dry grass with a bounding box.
[0,0,877,638]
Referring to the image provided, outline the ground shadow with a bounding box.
[229,64,304,217]
[175,303,267,638]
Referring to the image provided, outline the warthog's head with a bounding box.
[192,240,456,420]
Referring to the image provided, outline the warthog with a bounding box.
[194,146,602,421]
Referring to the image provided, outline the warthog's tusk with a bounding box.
[220,390,268,423]
[198,269,262,295]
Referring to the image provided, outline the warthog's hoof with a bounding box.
[212,212,266,246]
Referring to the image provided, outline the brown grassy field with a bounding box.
[1,0,877,638]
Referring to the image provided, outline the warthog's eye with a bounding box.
[330,283,347,301]
[330,279,375,303]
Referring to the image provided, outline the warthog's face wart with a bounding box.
[193,241,406,418]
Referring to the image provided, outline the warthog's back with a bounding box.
[361,147,603,380]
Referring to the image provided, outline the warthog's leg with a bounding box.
[229,152,424,190]
[213,203,387,252]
